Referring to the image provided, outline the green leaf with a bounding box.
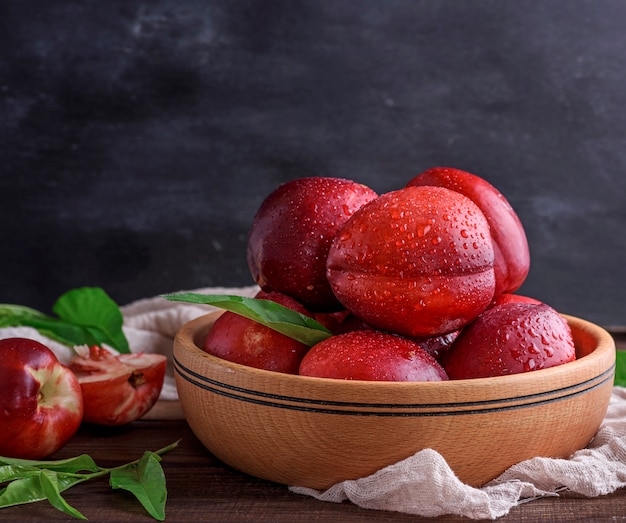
[0,304,48,327]
[614,350,626,387]
[0,465,41,483]
[162,293,333,346]
[110,452,167,521]
[0,471,86,516]
[0,442,178,520]
[39,470,87,520]
[52,287,130,353]
[0,454,99,474]
[0,287,130,354]
[0,314,102,348]
[0,476,49,508]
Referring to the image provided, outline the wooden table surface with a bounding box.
[3,417,626,523]
[4,332,626,522]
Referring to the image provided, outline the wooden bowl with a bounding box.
[173,312,615,489]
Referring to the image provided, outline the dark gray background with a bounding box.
[1,0,625,327]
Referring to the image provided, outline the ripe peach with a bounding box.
[246,177,378,311]
[407,167,530,296]
[442,302,576,379]
[326,185,496,338]
[204,291,311,374]
[299,330,449,382]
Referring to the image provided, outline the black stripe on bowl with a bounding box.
[173,355,614,417]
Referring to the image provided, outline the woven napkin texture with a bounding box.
[2,285,625,519]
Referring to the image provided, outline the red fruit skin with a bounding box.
[0,338,83,459]
[489,293,542,308]
[69,346,167,426]
[442,302,576,379]
[406,167,530,296]
[299,330,449,382]
[204,291,311,374]
[327,185,496,337]
[246,177,378,311]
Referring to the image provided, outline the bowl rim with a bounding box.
[174,311,616,393]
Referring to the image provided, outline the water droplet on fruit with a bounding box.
[417,224,431,238]
[524,359,536,371]
[460,229,469,238]
[431,236,442,245]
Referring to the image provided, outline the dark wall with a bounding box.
[2,0,625,327]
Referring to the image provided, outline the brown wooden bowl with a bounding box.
[173,312,615,490]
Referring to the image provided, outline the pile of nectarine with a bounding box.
[204,167,576,381]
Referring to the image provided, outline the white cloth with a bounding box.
[2,285,625,519]
[290,387,626,519]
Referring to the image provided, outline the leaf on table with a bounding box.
[0,475,48,508]
[0,467,89,513]
[0,453,99,474]
[162,292,333,346]
[0,465,40,483]
[39,469,87,520]
[0,442,178,520]
[109,452,167,521]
